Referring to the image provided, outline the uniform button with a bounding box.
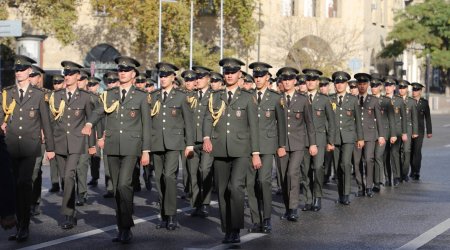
[18,136,22,139]
[288,109,291,113]
[340,108,342,110]
[163,105,166,108]
[258,114,260,118]
[163,113,166,115]
[340,121,342,123]
[361,118,364,120]
[227,130,230,134]
[121,114,123,117]
[121,107,124,109]
[197,123,200,126]
[67,116,70,118]
[163,127,165,130]
[67,131,70,134]
[288,117,290,120]
[197,116,200,119]
[288,132,290,135]
[68,108,71,110]
[227,122,230,126]
[120,130,123,133]
[120,122,123,125]
[340,114,342,117]
[19,117,22,120]
[198,110,201,113]
[227,114,230,117]
[163,119,166,123]
[67,123,70,126]
[288,124,290,127]
[19,126,22,130]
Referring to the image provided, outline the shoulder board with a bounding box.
[174,88,186,93]
[78,89,91,94]
[134,88,147,93]
[108,86,119,91]
[54,88,65,93]
[149,89,159,95]
[407,96,415,101]
[3,85,15,91]
[212,89,225,94]
[240,89,253,94]
[329,93,337,98]
[30,85,45,92]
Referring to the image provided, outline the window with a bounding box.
[281,0,296,16]
[304,0,317,17]
[325,0,338,18]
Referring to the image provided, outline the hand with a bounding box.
[203,138,213,153]
[402,134,408,142]
[427,134,432,139]
[141,152,150,166]
[378,137,386,146]
[309,145,318,156]
[252,154,262,170]
[357,140,365,149]
[326,144,335,152]
[88,147,97,155]
[81,124,92,136]
[412,134,419,139]
[46,151,55,160]
[277,147,287,158]
[390,136,397,144]
[1,123,7,134]
[97,139,105,149]
[185,147,194,159]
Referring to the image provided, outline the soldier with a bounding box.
[1,55,55,242]
[246,62,286,233]
[352,73,385,198]
[296,74,307,93]
[242,72,255,91]
[185,66,215,218]
[134,72,147,90]
[210,72,224,91]
[53,75,65,90]
[410,82,432,180]
[203,58,261,243]
[383,76,407,186]
[348,80,358,96]
[330,71,364,205]
[370,77,395,192]
[319,77,336,183]
[49,61,96,229]
[397,80,419,182]
[277,66,316,221]
[82,56,151,243]
[145,80,156,93]
[149,62,194,231]
[301,69,336,211]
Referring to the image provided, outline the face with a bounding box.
[334,82,348,94]
[371,85,380,95]
[254,73,269,90]
[135,82,146,89]
[53,83,64,90]
[243,82,253,90]
[385,85,394,95]
[107,81,120,89]
[299,83,307,93]
[350,87,359,95]
[160,74,175,89]
[88,84,99,93]
[15,67,32,82]
[210,81,222,91]
[277,82,285,92]
[282,78,296,92]
[118,69,136,84]
[319,85,329,95]
[77,79,88,89]
[184,80,196,91]
[357,82,369,95]
[224,70,241,87]
[29,75,41,86]
[196,75,210,90]
[306,79,319,92]
[64,72,80,87]
[146,86,155,92]
[412,88,422,98]
[398,87,408,96]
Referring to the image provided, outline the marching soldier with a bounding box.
[296,74,307,94]
[1,55,55,242]
[246,62,286,233]
[203,58,261,243]
[397,80,419,182]
[410,82,432,180]
[149,62,194,230]
[277,67,316,221]
[210,72,224,91]
[352,73,385,198]
[185,66,215,217]
[383,76,407,186]
[330,71,364,205]
[82,56,151,243]
[370,77,395,192]
[302,69,336,211]
[242,72,255,91]
[349,80,358,96]
[319,77,336,183]
[50,61,96,229]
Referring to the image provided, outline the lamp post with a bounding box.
[158,0,177,63]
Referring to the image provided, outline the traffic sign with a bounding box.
[0,20,22,37]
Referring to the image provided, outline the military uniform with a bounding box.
[330,71,363,205]
[411,83,432,180]
[150,62,194,230]
[0,55,55,241]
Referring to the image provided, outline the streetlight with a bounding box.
[158,0,177,63]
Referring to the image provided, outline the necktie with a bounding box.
[121,89,127,103]
[359,96,364,107]
[19,89,24,102]
[287,95,291,107]
[68,92,72,102]
[199,90,203,100]
[257,91,262,104]
[163,91,168,103]
[309,94,313,104]
[338,95,343,106]
[227,91,233,104]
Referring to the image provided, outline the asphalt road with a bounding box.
[1,114,450,250]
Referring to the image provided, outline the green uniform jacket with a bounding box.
[89,85,151,156]
[329,93,363,145]
[0,85,55,158]
[377,95,396,139]
[255,89,286,154]
[404,97,419,135]
[359,95,385,141]
[150,88,194,151]
[190,89,213,143]
[310,93,336,147]
[390,95,407,137]
[416,98,432,135]
[52,88,95,155]
[203,88,259,157]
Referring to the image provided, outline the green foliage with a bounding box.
[381,0,450,68]
[0,2,8,20]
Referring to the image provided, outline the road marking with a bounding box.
[442,124,450,127]
[184,233,267,250]
[444,144,450,148]
[18,201,218,250]
[397,218,450,250]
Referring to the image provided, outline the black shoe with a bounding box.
[262,219,272,233]
[222,232,232,244]
[190,207,201,217]
[287,209,298,222]
[355,190,365,197]
[248,223,261,233]
[403,176,410,182]
[16,226,29,242]
[30,204,41,216]
[87,179,98,187]
[343,195,350,205]
[76,198,87,206]
[103,191,114,198]
[121,228,133,244]
[61,216,77,230]
[8,230,18,241]
[112,230,123,242]
[372,185,380,193]
[385,180,392,187]
[199,205,209,217]
[312,198,321,212]
[280,210,290,220]
[413,174,420,181]
[393,178,400,187]
[156,218,168,229]
[230,230,240,243]
[302,204,312,211]
[167,216,177,230]
[366,188,374,198]
[133,184,141,192]
[49,183,60,193]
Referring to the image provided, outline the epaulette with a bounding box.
[317,92,328,97]
[2,85,15,91]
[241,89,253,94]
[54,88,65,93]
[174,88,186,93]
[30,85,45,92]
[149,89,159,95]
[108,86,119,91]
[268,88,281,95]
[329,93,337,97]
[212,89,225,94]
[134,87,147,93]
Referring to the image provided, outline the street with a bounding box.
[1,114,449,250]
